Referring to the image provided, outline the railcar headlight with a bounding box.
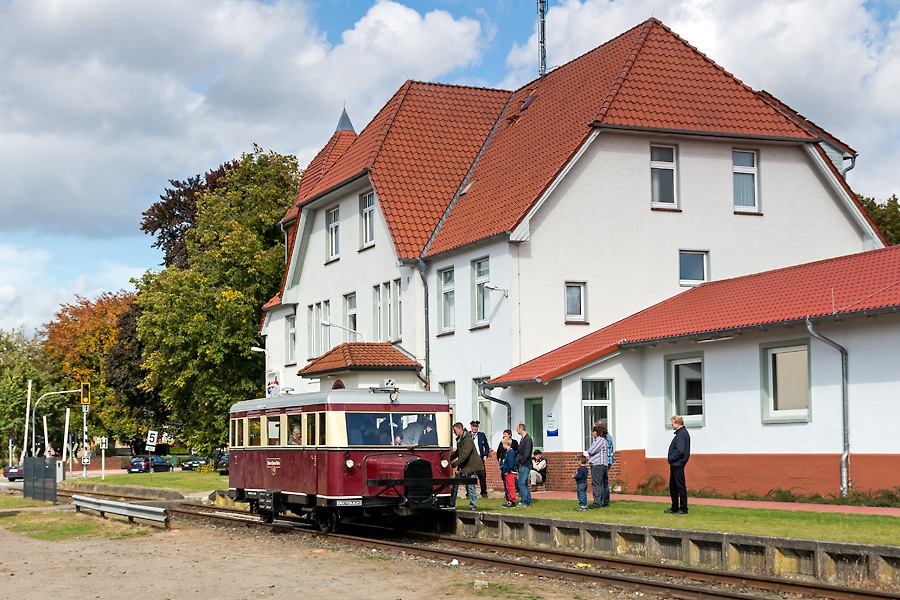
[345,458,355,469]
[440,459,449,468]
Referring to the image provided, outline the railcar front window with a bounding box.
[234,419,244,447]
[346,412,438,446]
[318,413,326,446]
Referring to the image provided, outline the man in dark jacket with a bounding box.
[450,422,485,511]
[515,422,534,507]
[665,415,691,515]
[470,420,491,498]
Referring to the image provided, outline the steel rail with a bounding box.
[397,531,900,600]
[166,506,782,600]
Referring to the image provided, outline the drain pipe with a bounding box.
[480,382,512,433]
[840,153,857,178]
[417,259,431,390]
[805,317,850,497]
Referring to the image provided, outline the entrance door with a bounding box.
[525,398,543,451]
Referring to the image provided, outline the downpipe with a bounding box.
[805,317,850,497]
[480,382,512,433]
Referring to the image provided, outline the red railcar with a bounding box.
[228,388,458,530]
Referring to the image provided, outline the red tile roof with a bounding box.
[426,18,821,256]
[293,82,510,259]
[297,342,422,377]
[490,245,900,385]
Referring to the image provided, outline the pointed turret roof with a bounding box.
[335,107,355,132]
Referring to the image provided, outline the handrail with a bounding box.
[72,494,170,529]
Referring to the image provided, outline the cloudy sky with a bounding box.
[1,0,898,334]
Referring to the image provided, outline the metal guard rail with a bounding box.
[72,494,170,530]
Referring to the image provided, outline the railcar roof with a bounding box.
[229,389,448,414]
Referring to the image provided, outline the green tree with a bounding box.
[859,194,900,245]
[136,146,299,453]
[0,329,50,460]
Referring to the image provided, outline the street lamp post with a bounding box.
[320,320,365,341]
[31,389,79,457]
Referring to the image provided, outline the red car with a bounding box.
[3,465,24,481]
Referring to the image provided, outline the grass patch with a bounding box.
[0,495,53,509]
[0,510,152,541]
[70,471,228,494]
[460,498,900,546]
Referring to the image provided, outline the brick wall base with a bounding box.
[486,450,900,496]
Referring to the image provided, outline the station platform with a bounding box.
[505,488,900,517]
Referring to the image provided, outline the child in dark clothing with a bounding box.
[574,454,589,510]
[499,437,517,507]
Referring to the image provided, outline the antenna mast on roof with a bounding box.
[537,0,547,77]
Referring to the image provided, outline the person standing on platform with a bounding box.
[496,429,518,465]
[515,422,533,507]
[586,423,609,508]
[499,437,517,507]
[450,422,484,511]
[470,420,490,498]
[666,414,691,515]
[573,454,589,510]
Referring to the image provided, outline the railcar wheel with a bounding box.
[314,509,338,533]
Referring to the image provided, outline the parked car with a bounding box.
[216,451,229,469]
[125,455,174,473]
[3,465,23,481]
[179,455,209,471]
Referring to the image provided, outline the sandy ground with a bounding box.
[0,512,634,600]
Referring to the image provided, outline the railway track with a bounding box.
[168,503,900,600]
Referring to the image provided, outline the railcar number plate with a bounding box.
[335,499,363,507]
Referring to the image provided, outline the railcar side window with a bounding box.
[318,413,326,446]
[287,415,303,445]
[267,416,281,445]
[233,419,244,447]
[346,412,437,446]
[248,417,261,446]
[306,414,316,447]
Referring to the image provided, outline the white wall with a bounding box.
[512,132,877,366]
[428,241,512,447]
[491,311,900,460]
[265,180,425,393]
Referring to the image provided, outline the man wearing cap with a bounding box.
[470,420,491,498]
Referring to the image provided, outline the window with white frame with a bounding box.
[393,279,402,341]
[733,150,758,211]
[314,302,323,356]
[372,285,383,341]
[307,305,314,358]
[344,293,358,342]
[383,282,393,341]
[581,380,611,451]
[761,341,810,423]
[650,145,677,206]
[666,354,704,426]
[439,381,456,429]
[285,315,296,364]
[322,300,331,350]
[326,207,340,260]
[360,192,375,247]
[679,250,708,286]
[439,267,455,332]
[566,282,586,322]
[473,377,491,434]
[473,258,490,326]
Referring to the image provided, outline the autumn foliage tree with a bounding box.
[136,146,299,453]
[41,291,139,445]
